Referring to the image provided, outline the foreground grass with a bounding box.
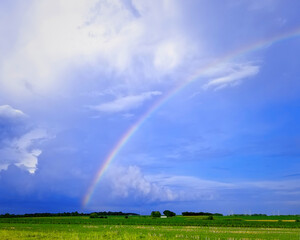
[0,223,300,240]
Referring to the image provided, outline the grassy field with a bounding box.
[1,215,300,228]
[0,216,299,239]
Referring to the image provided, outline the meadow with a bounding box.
[0,215,299,239]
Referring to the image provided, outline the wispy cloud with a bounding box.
[203,63,260,90]
[247,0,278,11]
[0,105,27,119]
[90,91,161,113]
[243,180,300,191]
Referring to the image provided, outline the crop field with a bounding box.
[1,215,300,228]
[0,216,299,239]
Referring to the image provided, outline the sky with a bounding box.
[0,0,300,215]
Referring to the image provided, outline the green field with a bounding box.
[0,216,299,239]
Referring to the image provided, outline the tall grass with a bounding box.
[0,223,299,240]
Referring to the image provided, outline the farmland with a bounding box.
[0,215,299,239]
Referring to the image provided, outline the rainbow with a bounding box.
[82,26,300,207]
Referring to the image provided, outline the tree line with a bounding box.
[0,211,139,218]
[3,211,294,219]
[182,212,223,216]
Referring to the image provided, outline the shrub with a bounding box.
[89,213,98,218]
[151,211,161,218]
[163,210,176,217]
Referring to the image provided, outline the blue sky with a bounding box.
[0,0,300,215]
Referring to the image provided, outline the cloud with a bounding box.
[159,175,300,194]
[0,105,29,141]
[90,91,161,113]
[0,128,48,174]
[100,165,231,204]
[153,39,188,72]
[0,105,27,119]
[0,105,48,173]
[0,0,195,100]
[101,165,300,206]
[203,63,260,90]
[107,165,178,202]
[228,0,278,12]
[244,180,300,191]
[247,0,278,11]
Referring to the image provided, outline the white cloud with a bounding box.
[153,38,187,72]
[0,105,27,119]
[0,129,48,174]
[0,105,29,138]
[0,105,49,174]
[105,165,300,203]
[0,0,195,100]
[107,165,178,202]
[149,174,235,201]
[105,165,235,202]
[90,91,161,113]
[203,63,260,90]
[244,180,300,191]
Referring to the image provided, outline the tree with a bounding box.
[151,211,161,217]
[163,210,176,217]
[89,212,98,218]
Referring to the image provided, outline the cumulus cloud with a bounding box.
[107,166,178,202]
[101,165,300,206]
[0,129,48,174]
[103,165,237,203]
[2,129,48,173]
[203,63,260,90]
[90,91,161,113]
[0,0,195,100]
[0,105,48,173]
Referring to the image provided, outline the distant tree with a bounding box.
[72,211,79,216]
[90,212,98,218]
[182,212,213,216]
[151,211,161,218]
[207,215,214,220]
[163,210,176,217]
[213,213,223,216]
